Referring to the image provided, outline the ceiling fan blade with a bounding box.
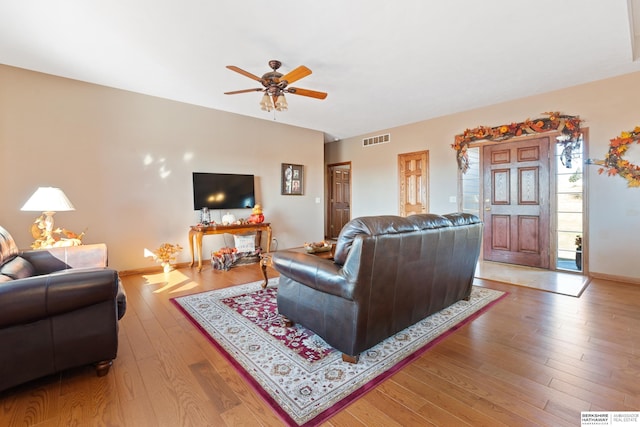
[224,88,263,95]
[226,65,262,82]
[287,87,328,99]
[279,66,312,85]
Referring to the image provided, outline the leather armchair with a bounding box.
[0,226,126,392]
[272,213,482,362]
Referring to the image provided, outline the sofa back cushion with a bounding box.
[333,214,455,265]
[0,226,19,268]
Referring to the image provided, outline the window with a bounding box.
[555,136,584,272]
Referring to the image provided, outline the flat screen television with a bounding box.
[192,172,256,210]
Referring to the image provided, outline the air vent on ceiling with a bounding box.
[362,133,390,147]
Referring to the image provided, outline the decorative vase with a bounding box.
[575,250,582,270]
[162,262,172,273]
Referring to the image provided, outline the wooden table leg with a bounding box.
[188,229,196,267]
[260,254,271,288]
[195,231,204,272]
[265,225,272,253]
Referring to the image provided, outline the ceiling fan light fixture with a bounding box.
[226,60,327,113]
[260,93,273,112]
[275,94,288,112]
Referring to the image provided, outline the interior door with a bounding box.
[483,137,550,268]
[328,165,351,239]
[399,151,429,216]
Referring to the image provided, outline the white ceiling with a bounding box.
[2,1,640,142]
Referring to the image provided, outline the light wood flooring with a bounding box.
[1,263,639,426]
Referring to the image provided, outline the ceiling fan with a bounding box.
[224,60,327,112]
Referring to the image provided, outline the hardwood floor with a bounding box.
[1,263,639,426]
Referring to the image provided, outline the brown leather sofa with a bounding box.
[0,226,126,392]
[272,213,482,362]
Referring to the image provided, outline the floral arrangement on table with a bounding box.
[452,112,583,173]
[153,243,183,272]
[596,127,640,188]
[30,215,85,249]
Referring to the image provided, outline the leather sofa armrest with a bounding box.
[20,243,108,274]
[0,268,119,328]
[272,251,354,299]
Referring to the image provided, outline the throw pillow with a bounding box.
[0,256,35,279]
[233,234,256,254]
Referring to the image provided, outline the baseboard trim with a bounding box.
[589,271,640,285]
[119,262,191,277]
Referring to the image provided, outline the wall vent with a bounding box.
[362,133,390,147]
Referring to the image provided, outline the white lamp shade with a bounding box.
[21,187,76,212]
[260,94,273,112]
[275,95,288,111]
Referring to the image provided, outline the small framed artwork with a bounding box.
[281,163,304,195]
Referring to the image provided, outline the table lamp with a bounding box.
[21,187,76,235]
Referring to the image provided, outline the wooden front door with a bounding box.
[328,164,351,239]
[483,137,550,268]
[399,151,429,216]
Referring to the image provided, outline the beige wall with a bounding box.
[0,65,325,270]
[326,71,640,281]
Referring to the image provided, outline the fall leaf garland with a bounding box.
[598,127,640,188]
[452,112,582,173]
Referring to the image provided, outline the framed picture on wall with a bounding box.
[281,163,304,195]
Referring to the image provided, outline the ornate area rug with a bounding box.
[171,278,506,426]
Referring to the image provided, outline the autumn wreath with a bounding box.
[598,127,640,187]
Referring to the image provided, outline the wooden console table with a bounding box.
[188,223,272,272]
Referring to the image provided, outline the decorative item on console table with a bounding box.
[222,212,236,225]
[248,204,265,224]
